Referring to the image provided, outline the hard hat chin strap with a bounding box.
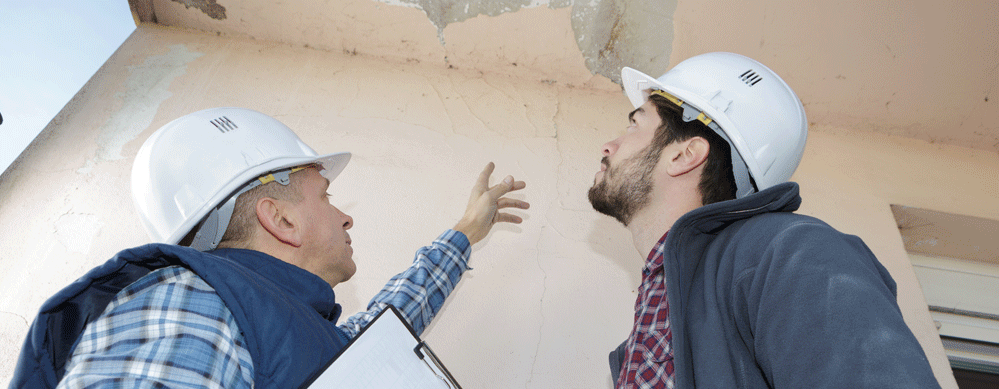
[189,167,301,251]
[697,116,757,199]
[189,196,239,251]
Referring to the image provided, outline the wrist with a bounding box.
[452,219,479,244]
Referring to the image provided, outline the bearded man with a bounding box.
[590,52,940,388]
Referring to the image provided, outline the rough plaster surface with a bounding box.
[667,0,999,154]
[5,20,995,389]
[141,0,672,85]
[133,0,999,154]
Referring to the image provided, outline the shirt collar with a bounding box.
[643,231,670,273]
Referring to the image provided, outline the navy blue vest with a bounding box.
[9,244,349,388]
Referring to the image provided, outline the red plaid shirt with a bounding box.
[616,232,675,389]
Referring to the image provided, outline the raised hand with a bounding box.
[452,162,529,245]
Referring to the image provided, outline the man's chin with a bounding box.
[343,260,357,281]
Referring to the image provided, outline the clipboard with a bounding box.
[301,305,461,389]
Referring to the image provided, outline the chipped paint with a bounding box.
[570,0,676,83]
[377,0,536,43]
[79,44,203,174]
[370,0,672,82]
[171,0,227,20]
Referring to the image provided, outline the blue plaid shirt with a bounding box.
[59,230,471,388]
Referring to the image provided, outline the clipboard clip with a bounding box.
[414,341,460,389]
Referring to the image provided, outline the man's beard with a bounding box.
[588,145,662,226]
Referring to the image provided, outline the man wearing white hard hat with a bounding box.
[11,108,528,388]
[590,53,938,388]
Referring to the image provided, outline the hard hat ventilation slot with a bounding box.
[210,116,238,133]
[739,70,763,86]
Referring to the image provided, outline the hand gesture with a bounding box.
[453,162,529,245]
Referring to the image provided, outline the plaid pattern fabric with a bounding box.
[616,232,675,389]
[59,266,254,389]
[339,229,471,337]
[60,230,470,387]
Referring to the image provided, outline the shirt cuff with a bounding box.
[438,229,472,270]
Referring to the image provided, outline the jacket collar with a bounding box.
[661,182,802,287]
[207,248,342,322]
[673,181,801,236]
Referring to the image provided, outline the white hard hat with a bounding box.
[131,107,350,250]
[621,52,807,198]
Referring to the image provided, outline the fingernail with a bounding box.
[504,176,513,185]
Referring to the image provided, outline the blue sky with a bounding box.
[0,0,136,174]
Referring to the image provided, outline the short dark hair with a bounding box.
[179,170,307,249]
[647,93,737,205]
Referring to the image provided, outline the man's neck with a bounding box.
[627,194,702,257]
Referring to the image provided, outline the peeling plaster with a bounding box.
[371,0,672,83]
[571,0,676,83]
[79,44,203,174]
[171,0,227,20]
[378,0,537,44]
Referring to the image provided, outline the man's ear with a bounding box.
[665,136,710,177]
[256,197,302,247]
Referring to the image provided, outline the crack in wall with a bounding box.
[425,78,458,135]
[526,242,547,387]
[447,78,493,137]
[1,311,29,328]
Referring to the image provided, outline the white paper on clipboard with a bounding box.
[303,306,460,389]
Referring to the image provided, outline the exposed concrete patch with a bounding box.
[571,0,676,83]
[380,0,536,44]
[370,0,673,84]
[171,0,227,20]
[78,44,203,174]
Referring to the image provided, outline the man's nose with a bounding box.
[342,213,353,229]
[601,139,619,157]
[334,207,354,229]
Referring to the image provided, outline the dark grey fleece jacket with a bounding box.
[610,182,940,388]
